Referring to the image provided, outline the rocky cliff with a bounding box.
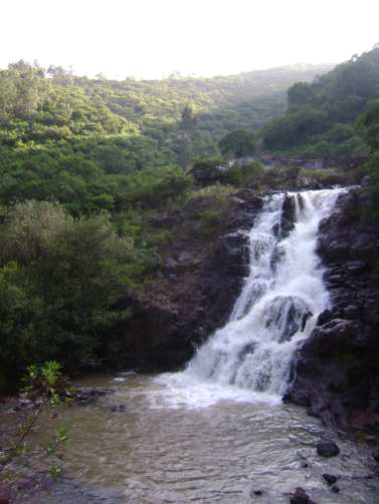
[105,183,379,432]
[105,190,264,371]
[286,188,379,430]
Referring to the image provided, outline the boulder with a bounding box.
[317,441,340,457]
[322,474,338,486]
[289,487,316,504]
[250,489,264,497]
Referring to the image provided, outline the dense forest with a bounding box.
[0,62,334,211]
[262,45,379,159]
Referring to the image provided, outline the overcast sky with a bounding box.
[2,0,379,79]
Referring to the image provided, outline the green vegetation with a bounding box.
[359,99,379,211]
[219,129,256,158]
[262,45,379,158]
[0,60,330,178]
[191,157,265,188]
[0,58,350,384]
[0,201,156,378]
[227,162,265,187]
[0,361,69,478]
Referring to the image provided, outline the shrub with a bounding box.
[0,201,150,377]
[226,161,265,187]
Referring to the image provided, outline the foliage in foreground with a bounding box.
[0,361,69,481]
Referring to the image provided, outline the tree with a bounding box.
[359,99,379,151]
[219,129,256,158]
[178,104,197,169]
[181,104,196,131]
[287,82,313,109]
[358,100,379,213]
[0,201,136,375]
[263,108,328,150]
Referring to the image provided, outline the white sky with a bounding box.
[1,0,379,79]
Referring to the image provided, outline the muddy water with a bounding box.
[42,373,379,504]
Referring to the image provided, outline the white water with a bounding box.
[155,188,346,408]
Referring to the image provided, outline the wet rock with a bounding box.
[231,196,245,205]
[361,175,371,187]
[110,404,127,413]
[178,251,193,267]
[322,474,338,486]
[72,388,111,406]
[165,257,178,270]
[342,305,362,320]
[218,233,250,276]
[12,397,39,412]
[0,485,10,504]
[316,309,334,326]
[296,176,322,190]
[304,319,372,355]
[289,487,316,504]
[317,441,340,457]
[281,194,296,237]
[262,295,312,343]
[250,489,264,496]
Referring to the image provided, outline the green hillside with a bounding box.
[262,45,379,158]
[0,60,334,378]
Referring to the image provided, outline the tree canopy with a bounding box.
[262,45,379,158]
[219,129,256,158]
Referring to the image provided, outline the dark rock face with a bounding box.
[281,194,297,236]
[105,192,264,371]
[286,188,379,429]
[316,441,340,457]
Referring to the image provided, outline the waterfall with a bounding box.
[155,188,346,407]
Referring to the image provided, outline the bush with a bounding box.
[0,201,152,377]
[226,161,265,187]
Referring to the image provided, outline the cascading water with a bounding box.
[155,188,346,407]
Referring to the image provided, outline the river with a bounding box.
[45,372,379,503]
